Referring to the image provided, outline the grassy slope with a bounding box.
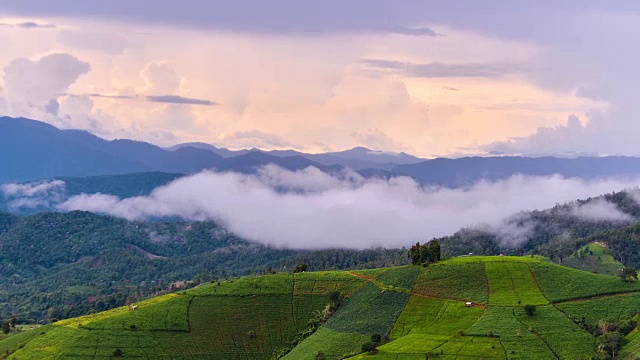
[7,257,640,359]
[562,242,625,276]
[1,273,366,359]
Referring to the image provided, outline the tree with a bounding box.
[408,240,441,265]
[524,304,536,317]
[619,267,638,282]
[362,342,378,353]
[428,240,441,262]
[597,332,621,359]
[113,348,124,357]
[314,350,326,360]
[371,333,382,345]
[409,242,422,264]
[9,317,16,329]
[294,263,308,273]
[2,321,9,334]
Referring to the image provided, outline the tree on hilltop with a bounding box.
[294,263,308,273]
[408,240,441,265]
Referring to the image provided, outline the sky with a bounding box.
[0,1,637,157]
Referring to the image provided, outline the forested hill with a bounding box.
[0,211,407,323]
[438,189,640,266]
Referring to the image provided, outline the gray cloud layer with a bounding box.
[54,166,640,249]
[362,59,527,78]
[146,95,216,106]
[0,21,55,29]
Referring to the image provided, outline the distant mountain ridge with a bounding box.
[167,143,424,170]
[5,116,640,186]
[0,117,339,183]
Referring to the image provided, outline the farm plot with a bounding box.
[80,294,190,331]
[325,283,410,336]
[354,296,493,359]
[390,296,483,340]
[187,273,295,296]
[467,307,558,359]
[347,335,504,360]
[530,261,640,302]
[56,294,184,331]
[187,294,329,359]
[375,267,420,291]
[485,262,548,306]
[556,292,640,325]
[413,259,488,304]
[281,327,369,360]
[513,306,594,360]
[5,325,85,359]
[0,325,52,359]
[435,336,505,359]
[59,330,167,359]
[293,271,367,296]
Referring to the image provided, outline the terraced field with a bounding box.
[6,257,640,359]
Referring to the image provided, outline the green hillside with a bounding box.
[4,257,640,359]
[562,242,625,276]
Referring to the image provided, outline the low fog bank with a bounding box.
[33,165,639,249]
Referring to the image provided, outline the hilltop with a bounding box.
[4,256,640,359]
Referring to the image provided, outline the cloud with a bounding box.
[222,130,302,149]
[350,128,412,152]
[0,21,55,29]
[386,26,440,36]
[564,198,633,223]
[140,61,181,95]
[57,167,640,249]
[3,53,90,105]
[361,59,527,78]
[482,114,587,155]
[87,93,136,100]
[146,95,216,106]
[57,30,133,54]
[1,180,66,210]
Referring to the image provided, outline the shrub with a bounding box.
[524,304,537,317]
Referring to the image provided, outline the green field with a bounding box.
[485,261,548,306]
[325,283,410,335]
[281,327,369,360]
[8,256,640,359]
[413,258,489,304]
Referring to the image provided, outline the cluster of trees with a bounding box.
[572,313,637,359]
[408,240,441,265]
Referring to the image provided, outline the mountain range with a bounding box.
[5,116,640,186]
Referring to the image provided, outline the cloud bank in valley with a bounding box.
[55,166,640,249]
[1,180,66,209]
